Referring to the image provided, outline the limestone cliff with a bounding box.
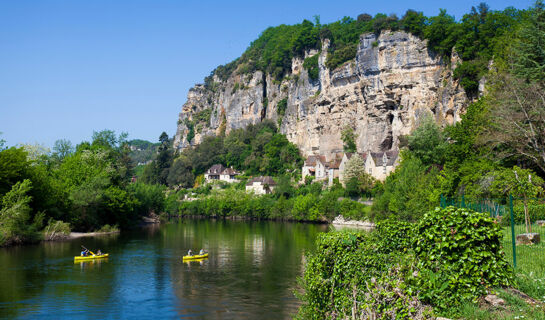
[173,30,467,159]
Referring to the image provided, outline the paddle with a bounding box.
[81,245,96,256]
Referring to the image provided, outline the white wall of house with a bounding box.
[219,174,238,183]
[328,168,340,186]
[302,165,315,181]
[339,154,350,184]
[315,160,326,179]
[205,173,220,182]
[246,182,275,195]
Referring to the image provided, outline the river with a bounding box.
[0,219,328,319]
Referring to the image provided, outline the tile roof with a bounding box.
[221,167,239,175]
[246,176,277,186]
[370,151,399,166]
[206,164,226,175]
[327,159,342,169]
[304,155,326,166]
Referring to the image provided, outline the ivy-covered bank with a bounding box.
[297,207,545,319]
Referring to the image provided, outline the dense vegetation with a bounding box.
[169,178,369,222]
[0,130,165,246]
[142,120,302,188]
[204,3,524,97]
[298,207,526,319]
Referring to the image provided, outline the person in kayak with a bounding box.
[96,249,102,256]
[187,249,193,256]
[199,249,205,255]
[81,249,89,257]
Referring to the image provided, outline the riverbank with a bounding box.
[331,215,375,228]
[69,231,120,239]
[171,188,371,224]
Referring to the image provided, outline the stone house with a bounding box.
[245,176,277,195]
[303,150,399,186]
[366,151,399,181]
[204,164,240,183]
[219,167,240,182]
[327,159,342,186]
[302,155,328,181]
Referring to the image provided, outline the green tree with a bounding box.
[0,180,43,246]
[491,166,544,233]
[424,9,458,57]
[408,115,448,166]
[167,155,194,188]
[0,147,31,197]
[343,154,374,197]
[0,132,5,150]
[341,125,357,153]
[512,0,545,82]
[52,139,74,161]
[372,153,440,221]
[400,9,426,37]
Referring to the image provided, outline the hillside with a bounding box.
[173,6,520,159]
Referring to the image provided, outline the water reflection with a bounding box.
[0,220,326,319]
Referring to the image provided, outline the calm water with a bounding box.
[0,219,327,319]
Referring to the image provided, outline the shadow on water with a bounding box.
[0,219,326,319]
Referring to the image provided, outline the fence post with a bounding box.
[440,194,445,208]
[509,195,517,269]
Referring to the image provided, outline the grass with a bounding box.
[502,223,545,278]
[454,287,545,320]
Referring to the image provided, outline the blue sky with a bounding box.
[0,0,534,148]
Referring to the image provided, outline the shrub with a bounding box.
[302,54,320,81]
[297,230,427,319]
[276,98,288,118]
[43,218,71,241]
[412,206,513,310]
[512,202,545,224]
[375,219,414,252]
[96,224,119,233]
[453,61,483,97]
[325,42,358,70]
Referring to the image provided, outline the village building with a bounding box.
[302,155,328,181]
[204,164,240,183]
[366,151,399,181]
[304,151,400,185]
[245,176,277,195]
[327,159,342,186]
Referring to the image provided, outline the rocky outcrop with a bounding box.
[173,30,468,158]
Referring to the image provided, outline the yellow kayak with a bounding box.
[182,253,208,260]
[74,254,109,262]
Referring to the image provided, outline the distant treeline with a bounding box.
[0,131,165,246]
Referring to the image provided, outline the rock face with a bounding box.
[173,30,468,158]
